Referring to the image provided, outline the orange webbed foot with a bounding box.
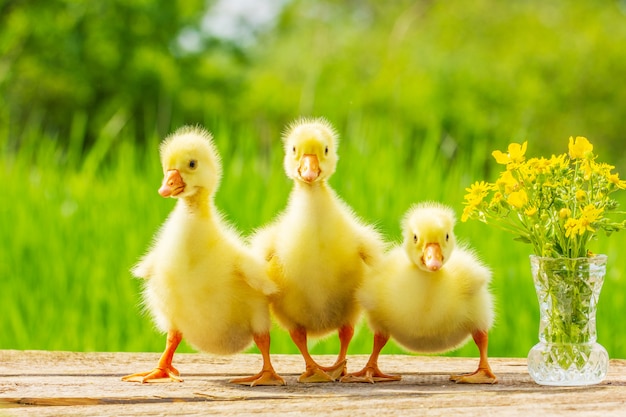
[341,365,401,384]
[298,359,347,383]
[121,366,183,383]
[450,367,498,384]
[298,367,334,383]
[320,359,348,381]
[230,370,286,387]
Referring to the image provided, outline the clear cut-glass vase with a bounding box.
[527,255,609,386]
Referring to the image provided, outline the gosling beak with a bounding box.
[422,243,443,271]
[298,154,320,183]
[158,169,185,197]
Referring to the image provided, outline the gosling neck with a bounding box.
[180,187,213,218]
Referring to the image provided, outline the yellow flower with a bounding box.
[608,172,626,189]
[559,208,571,219]
[564,218,584,238]
[598,162,615,174]
[564,204,604,238]
[496,170,518,194]
[580,204,604,223]
[550,153,568,169]
[507,189,528,209]
[581,159,593,180]
[489,192,503,208]
[461,204,474,222]
[528,157,551,174]
[464,181,491,204]
[576,190,586,201]
[492,141,528,167]
[568,136,593,160]
[525,206,538,216]
[519,163,536,183]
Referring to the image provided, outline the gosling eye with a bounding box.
[189,159,198,170]
[446,233,449,242]
[292,146,296,154]
[325,146,329,155]
[413,234,418,244]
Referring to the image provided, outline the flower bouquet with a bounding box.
[462,137,626,385]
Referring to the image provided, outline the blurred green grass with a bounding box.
[2,118,625,359]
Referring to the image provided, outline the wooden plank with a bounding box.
[1,350,625,416]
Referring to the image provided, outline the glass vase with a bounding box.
[527,255,609,386]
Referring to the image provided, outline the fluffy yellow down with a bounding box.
[358,202,494,353]
[134,126,276,355]
[252,117,385,337]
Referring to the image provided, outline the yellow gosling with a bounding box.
[343,202,497,384]
[122,126,284,387]
[251,117,385,383]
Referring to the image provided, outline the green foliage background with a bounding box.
[2,0,626,359]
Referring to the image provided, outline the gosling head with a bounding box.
[402,202,457,272]
[282,117,339,184]
[158,126,222,199]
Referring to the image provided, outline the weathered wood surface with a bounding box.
[1,350,625,416]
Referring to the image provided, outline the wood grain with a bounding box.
[1,351,625,416]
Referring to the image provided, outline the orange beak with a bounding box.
[298,154,320,183]
[158,169,185,197]
[422,243,443,271]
